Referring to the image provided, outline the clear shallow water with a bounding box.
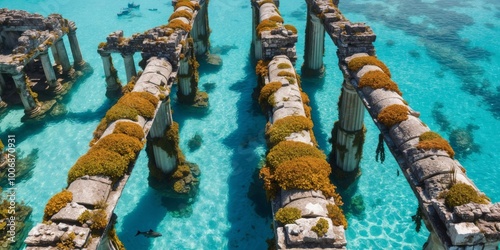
[0,0,499,249]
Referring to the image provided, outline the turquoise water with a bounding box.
[0,0,499,249]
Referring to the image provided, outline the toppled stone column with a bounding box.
[302,7,325,75]
[68,25,85,67]
[121,52,137,83]
[39,50,63,92]
[332,80,365,172]
[99,52,121,93]
[12,72,40,115]
[191,0,210,55]
[54,39,72,72]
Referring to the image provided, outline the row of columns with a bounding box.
[99,52,137,93]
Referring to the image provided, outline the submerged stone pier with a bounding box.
[304,0,500,248]
[0,9,87,118]
[25,1,209,248]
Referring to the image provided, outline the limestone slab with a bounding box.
[411,156,456,183]
[284,197,330,218]
[389,115,429,148]
[68,176,112,207]
[51,202,87,223]
[447,222,485,245]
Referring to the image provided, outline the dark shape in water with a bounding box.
[117,8,131,17]
[449,126,481,160]
[135,229,162,238]
[484,23,495,29]
[432,102,451,132]
[128,2,140,8]
[210,44,238,55]
[408,50,421,58]
[386,40,395,46]
[247,165,272,219]
[188,133,203,152]
[148,8,158,11]
[0,148,38,187]
[202,82,216,92]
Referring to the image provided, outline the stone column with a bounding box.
[12,73,39,115]
[149,98,176,173]
[302,7,325,75]
[55,39,72,72]
[68,28,85,67]
[191,0,210,55]
[99,52,121,92]
[51,44,61,65]
[39,51,63,92]
[121,53,137,83]
[252,5,263,60]
[333,80,365,172]
[177,57,192,97]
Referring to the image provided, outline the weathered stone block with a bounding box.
[447,222,485,245]
[411,156,456,183]
[281,189,313,207]
[389,116,429,149]
[68,176,112,207]
[51,202,87,223]
[284,197,330,218]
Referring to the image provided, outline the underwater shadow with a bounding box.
[222,56,273,249]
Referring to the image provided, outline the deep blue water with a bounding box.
[0,0,499,249]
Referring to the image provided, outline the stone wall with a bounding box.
[257,55,347,249]
[24,57,173,249]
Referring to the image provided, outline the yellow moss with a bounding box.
[44,190,73,220]
[266,116,313,146]
[169,10,193,21]
[300,92,310,105]
[259,166,279,199]
[118,92,158,119]
[175,0,200,11]
[108,228,126,250]
[171,164,191,179]
[284,24,297,34]
[277,71,296,78]
[348,56,391,77]
[275,207,301,225]
[277,63,292,69]
[91,133,143,163]
[417,131,455,158]
[113,121,145,140]
[0,139,4,151]
[311,218,329,237]
[273,157,337,198]
[326,204,347,229]
[444,183,489,208]
[256,60,270,78]
[266,141,325,171]
[56,232,75,250]
[258,0,275,6]
[358,70,402,95]
[105,104,139,123]
[167,19,192,32]
[256,19,278,37]
[259,81,282,109]
[78,209,108,231]
[267,15,284,23]
[121,77,136,95]
[377,104,409,127]
[68,149,129,184]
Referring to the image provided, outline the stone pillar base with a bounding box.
[301,64,325,77]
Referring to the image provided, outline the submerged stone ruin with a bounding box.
[0,9,87,119]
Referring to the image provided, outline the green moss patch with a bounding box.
[311,218,329,237]
[359,70,402,95]
[348,56,391,77]
[417,131,455,158]
[443,183,489,208]
[275,207,301,225]
[377,104,409,127]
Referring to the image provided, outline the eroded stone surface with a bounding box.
[447,222,485,245]
[68,176,112,206]
[284,197,330,218]
[51,202,87,223]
